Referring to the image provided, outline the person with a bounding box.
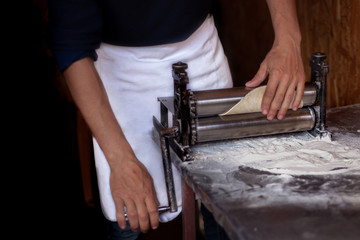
[47,0,305,239]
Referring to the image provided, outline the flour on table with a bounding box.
[193,133,360,176]
[235,136,359,175]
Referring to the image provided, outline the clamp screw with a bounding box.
[172,62,188,71]
[311,52,326,62]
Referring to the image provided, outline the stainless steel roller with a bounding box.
[190,83,317,117]
[192,107,316,143]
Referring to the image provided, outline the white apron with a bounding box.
[93,15,233,222]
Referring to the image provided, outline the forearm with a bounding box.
[63,57,159,232]
[266,0,302,45]
[63,57,133,166]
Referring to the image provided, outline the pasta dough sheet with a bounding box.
[219,86,303,116]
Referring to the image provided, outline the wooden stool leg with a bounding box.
[182,178,196,240]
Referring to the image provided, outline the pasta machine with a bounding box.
[153,52,330,213]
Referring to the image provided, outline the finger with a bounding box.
[277,81,297,120]
[124,200,139,232]
[292,80,305,110]
[115,199,127,230]
[136,200,150,233]
[145,194,160,230]
[246,62,268,87]
[148,179,160,207]
[261,68,281,117]
[267,72,292,120]
[145,180,159,230]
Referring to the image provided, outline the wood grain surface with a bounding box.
[217,0,360,108]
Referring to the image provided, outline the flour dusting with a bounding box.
[232,136,359,175]
[192,133,360,176]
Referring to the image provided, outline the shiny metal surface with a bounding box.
[193,107,316,143]
[191,83,317,117]
[302,83,318,106]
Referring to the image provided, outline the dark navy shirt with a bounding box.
[48,0,212,71]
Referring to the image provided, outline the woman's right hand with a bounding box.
[109,150,160,233]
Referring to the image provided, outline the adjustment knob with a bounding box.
[172,62,188,71]
[311,52,326,62]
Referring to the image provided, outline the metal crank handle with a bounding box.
[153,116,179,213]
[124,206,171,220]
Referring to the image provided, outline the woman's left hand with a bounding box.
[245,39,305,120]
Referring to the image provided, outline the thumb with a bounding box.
[245,62,268,87]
